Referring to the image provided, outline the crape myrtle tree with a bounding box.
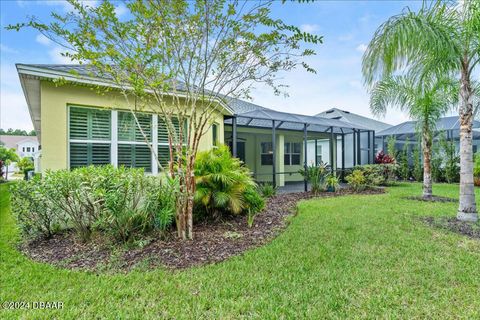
[369,74,456,199]
[362,0,480,221]
[10,0,322,239]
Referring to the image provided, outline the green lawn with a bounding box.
[1,183,480,319]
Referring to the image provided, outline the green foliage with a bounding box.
[325,175,340,192]
[6,183,480,318]
[474,152,480,177]
[412,145,423,182]
[354,164,397,186]
[397,138,410,180]
[386,136,397,160]
[0,128,36,136]
[298,162,329,194]
[10,165,177,243]
[430,140,444,183]
[17,157,34,174]
[194,145,262,219]
[345,170,367,192]
[258,183,277,198]
[10,177,63,239]
[244,186,266,228]
[441,136,459,183]
[8,0,323,239]
[0,146,19,180]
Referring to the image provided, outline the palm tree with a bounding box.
[363,0,480,221]
[370,75,456,199]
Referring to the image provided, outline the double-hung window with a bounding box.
[69,106,111,168]
[261,142,273,165]
[117,111,152,172]
[284,142,301,165]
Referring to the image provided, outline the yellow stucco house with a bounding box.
[18,64,376,191]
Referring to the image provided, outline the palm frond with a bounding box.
[363,1,461,87]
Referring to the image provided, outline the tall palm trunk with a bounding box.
[457,58,478,222]
[422,129,432,199]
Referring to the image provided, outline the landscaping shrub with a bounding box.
[375,150,395,164]
[194,145,262,219]
[354,164,397,186]
[386,136,397,160]
[325,174,340,192]
[396,138,410,180]
[258,183,277,198]
[431,142,444,183]
[441,136,459,183]
[99,168,152,242]
[10,177,63,239]
[412,145,423,182]
[298,162,329,194]
[10,165,178,243]
[243,185,266,228]
[42,168,102,241]
[345,170,367,192]
[474,153,480,186]
[17,157,34,175]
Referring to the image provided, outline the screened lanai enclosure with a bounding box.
[375,116,480,158]
[224,108,375,192]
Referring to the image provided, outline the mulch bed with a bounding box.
[20,188,384,272]
[405,195,458,203]
[422,216,480,240]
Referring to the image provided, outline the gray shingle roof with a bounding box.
[315,108,392,132]
[377,116,480,136]
[17,64,364,133]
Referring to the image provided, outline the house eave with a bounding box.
[16,64,235,140]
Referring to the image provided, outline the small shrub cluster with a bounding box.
[257,183,277,198]
[10,166,177,243]
[194,145,265,221]
[345,164,397,191]
[298,162,329,194]
[375,150,395,164]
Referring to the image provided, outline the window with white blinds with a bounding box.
[68,106,190,173]
[118,111,151,142]
[117,111,152,172]
[69,106,111,168]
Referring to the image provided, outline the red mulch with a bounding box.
[20,188,384,272]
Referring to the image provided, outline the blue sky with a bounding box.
[1,0,428,131]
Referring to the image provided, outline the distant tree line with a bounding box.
[0,128,36,136]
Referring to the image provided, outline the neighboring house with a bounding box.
[0,135,39,158]
[376,116,480,158]
[302,108,391,169]
[17,64,375,190]
[0,135,40,173]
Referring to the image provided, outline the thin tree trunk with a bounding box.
[457,59,478,222]
[422,130,432,200]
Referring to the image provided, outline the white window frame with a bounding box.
[260,142,273,166]
[67,105,113,170]
[284,142,301,166]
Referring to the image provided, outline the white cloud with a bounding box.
[300,24,320,34]
[48,46,74,64]
[0,44,18,54]
[338,33,354,42]
[115,4,128,17]
[0,90,33,130]
[349,80,362,89]
[358,13,373,24]
[356,43,368,53]
[35,34,52,46]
